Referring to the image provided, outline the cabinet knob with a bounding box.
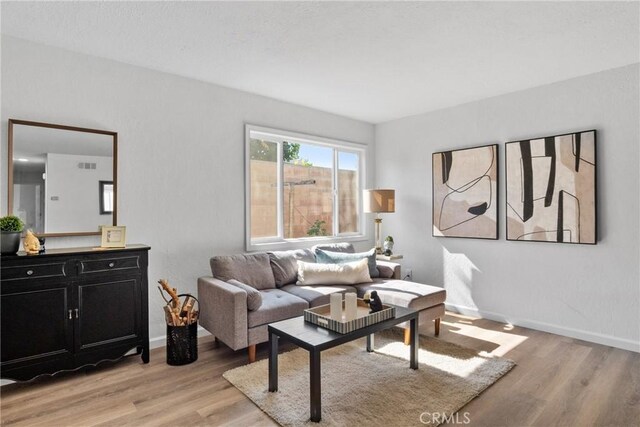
[26,270,34,276]
[75,308,79,318]
[68,309,73,319]
[108,262,115,268]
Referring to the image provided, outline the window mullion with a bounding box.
[333,149,339,237]
[277,141,284,239]
[357,152,362,235]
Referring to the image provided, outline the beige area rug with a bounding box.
[223,330,515,426]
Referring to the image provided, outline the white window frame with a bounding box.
[245,124,367,252]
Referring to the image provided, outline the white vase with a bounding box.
[330,294,343,321]
[383,240,394,254]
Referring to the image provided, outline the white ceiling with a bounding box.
[13,123,113,162]
[2,1,638,123]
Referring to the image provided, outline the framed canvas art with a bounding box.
[505,130,597,244]
[432,144,498,239]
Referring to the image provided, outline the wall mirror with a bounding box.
[8,119,117,237]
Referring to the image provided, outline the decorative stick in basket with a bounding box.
[157,279,199,326]
[158,279,180,309]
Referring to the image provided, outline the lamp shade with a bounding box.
[363,189,395,213]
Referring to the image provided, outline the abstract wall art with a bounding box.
[505,130,597,244]
[432,144,498,239]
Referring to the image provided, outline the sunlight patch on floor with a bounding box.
[443,318,528,357]
[376,341,491,379]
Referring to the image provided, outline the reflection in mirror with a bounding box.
[99,181,114,214]
[9,120,117,236]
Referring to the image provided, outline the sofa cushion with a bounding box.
[268,248,315,288]
[281,284,358,308]
[227,279,263,311]
[210,253,276,290]
[354,279,446,310]
[297,259,372,286]
[247,289,308,328]
[315,247,380,278]
[311,242,355,253]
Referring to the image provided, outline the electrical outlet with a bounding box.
[404,268,413,281]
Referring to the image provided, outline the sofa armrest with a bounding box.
[197,276,248,350]
[376,260,401,279]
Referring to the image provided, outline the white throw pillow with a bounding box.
[296,258,372,286]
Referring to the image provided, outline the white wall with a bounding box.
[3,35,637,353]
[376,64,640,352]
[45,153,113,233]
[1,36,375,342]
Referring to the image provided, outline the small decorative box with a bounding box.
[304,298,396,334]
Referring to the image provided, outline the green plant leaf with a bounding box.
[0,215,24,232]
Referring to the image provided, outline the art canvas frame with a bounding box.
[505,130,597,244]
[432,144,498,240]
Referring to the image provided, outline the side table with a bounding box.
[376,254,403,261]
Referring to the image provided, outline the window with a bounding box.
[246,125,365,250]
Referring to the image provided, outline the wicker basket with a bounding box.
[165,294,198,366]
[166,322,198,365]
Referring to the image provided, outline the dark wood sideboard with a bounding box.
[1,244,150,381]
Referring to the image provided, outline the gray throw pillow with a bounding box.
[210,253,276,290]
[227,279,263,311]
[315,247,380,278]
[268,249,315,287]
[312,242,355,253]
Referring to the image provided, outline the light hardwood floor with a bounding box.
[1,312,638,426]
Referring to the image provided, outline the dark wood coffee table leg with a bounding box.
[310,349,321,422]
[268,331,278,392]
[366,334,374,352]
[410,316,419,370]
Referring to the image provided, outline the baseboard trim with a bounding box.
[445,303,640,353]
[149,326,212,350]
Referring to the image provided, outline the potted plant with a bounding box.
[1,215,25,255]
[383,235,394,255]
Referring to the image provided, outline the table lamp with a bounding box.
[363,189,395,254]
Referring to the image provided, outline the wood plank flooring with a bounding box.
[1,312,638,426]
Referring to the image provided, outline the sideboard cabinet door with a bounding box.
[75,277,142,363]
[1,281,74,380]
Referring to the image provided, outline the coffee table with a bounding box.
[268,304,418,422]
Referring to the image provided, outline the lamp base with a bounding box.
[374,217,382,254]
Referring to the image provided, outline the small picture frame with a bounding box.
[101,226,126,248]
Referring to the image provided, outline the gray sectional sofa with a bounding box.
[197,243,446,362]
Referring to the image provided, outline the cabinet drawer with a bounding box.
[1,262,67,282]
[79,256,140,274]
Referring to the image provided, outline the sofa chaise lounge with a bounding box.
[198,243,446,362]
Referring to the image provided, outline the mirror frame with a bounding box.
[8,119,118,237]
